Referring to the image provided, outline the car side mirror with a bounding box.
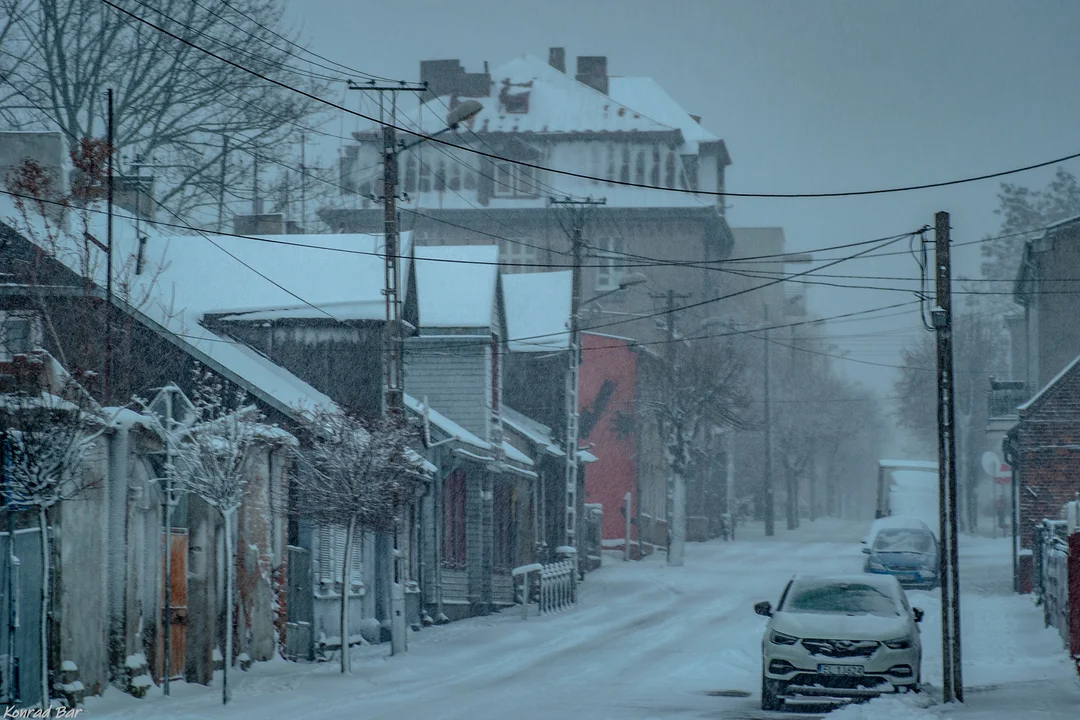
[862,547,871,554]
[753,601,773,617]
[913,607,924,623]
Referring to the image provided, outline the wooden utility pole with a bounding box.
[347,80,425,658]
[933,211,964,703]
[550,195,606,577]
[300,133,307,232]
[104,88,115,403]
[217,135,229,232]
[762,303,775,537]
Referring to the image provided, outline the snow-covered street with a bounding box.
[85,519,1080,720]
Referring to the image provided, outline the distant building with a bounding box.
[325,50,735,345]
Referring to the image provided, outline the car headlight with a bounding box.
[770,631,799,646]
[884,635,914,650]
[868,559,886,571]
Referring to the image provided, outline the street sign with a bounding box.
[995,463,1011,485]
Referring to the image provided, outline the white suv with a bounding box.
[754,573,923,710]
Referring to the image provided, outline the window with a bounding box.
[594,236,625,290]
[317,524,364,596]
[442,470,467,568]
[650,147,661,186]
[403,156,418,193]
[499,239,539,274]
[492,161,537,198]
[433,156,446,192]
[419,157,431,193]
[619,145,631,184]
[780,580,901,617]
[634,148,646,185]
[493,483,515,572]
[664,150,677,188]
[0,312,39,361]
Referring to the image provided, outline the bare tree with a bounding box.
[0,0,329,222]
[0,376,105,709]
[162,369,264,705]
[646,340,747,566]
[292,408,425,673]
[4,146,170,403]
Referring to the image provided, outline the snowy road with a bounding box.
[87,519,1080,719]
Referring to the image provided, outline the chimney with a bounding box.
[575,56,608,95]
[549,47,566,73]
[420,59,491,103]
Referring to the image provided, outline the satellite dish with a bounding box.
[982,451,1000,477]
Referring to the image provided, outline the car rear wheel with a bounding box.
[761,675,785,711]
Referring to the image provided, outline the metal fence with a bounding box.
[512,559,576,617]
[1034,519,1070,647]
[1,527,44,709]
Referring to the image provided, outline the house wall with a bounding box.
[1014,360,1080,554]
[406,335,490,439]
[219,322,384,417]
[633,351,669,552]
[1027,226,1080,389]
[119,433,164,681]
[55,437,110,695]
[580,333,638,544]
[236,446,289,663]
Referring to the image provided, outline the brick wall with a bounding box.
[1014,356,1080,550]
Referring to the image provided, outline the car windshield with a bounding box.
[781,581,901,617]
[873,529,934,554]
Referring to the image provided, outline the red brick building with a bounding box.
[1005,354,1080,593]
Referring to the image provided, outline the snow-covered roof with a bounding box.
[411,245,500,328]
[1018,353,1080,413]
[211,300,389,323]
[386,56,678,138]
[501,405,564,456]
[502,270,571,352]
[404,394,532,469]
[405,393,488,450]
[607,76,719,153]
[0,194,407,419]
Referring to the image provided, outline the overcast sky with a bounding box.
[287,0,1080,415]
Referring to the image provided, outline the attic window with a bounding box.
[498,79,533,114]
[0,312,40,361]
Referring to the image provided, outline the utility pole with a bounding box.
[161,390,178,696]
[932,211,963,703]
[3,432,16,707]
[762,303,775,537]
[104,88,115,404]
[348,81,426,658]
[252,152,261,215]
[217,135,229,232]
[300,133,307,232]
[550,195,606,579]
[649,289,690,565]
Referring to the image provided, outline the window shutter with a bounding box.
[318,525,333,584]
[333,526,347,583]
[350,527,364,591]
[477,158,494,205]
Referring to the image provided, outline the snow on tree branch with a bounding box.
[0,380,105,509]
[292,408,427,534]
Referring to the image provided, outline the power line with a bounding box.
[98,0,1080,201]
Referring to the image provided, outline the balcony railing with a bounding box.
[988,380,1028,418]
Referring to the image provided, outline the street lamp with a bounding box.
[581,272,649,307]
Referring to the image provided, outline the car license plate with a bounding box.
[818,664,864,676]
[897,574,918,583]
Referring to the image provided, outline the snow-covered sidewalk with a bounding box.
[82,518,1079,719]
